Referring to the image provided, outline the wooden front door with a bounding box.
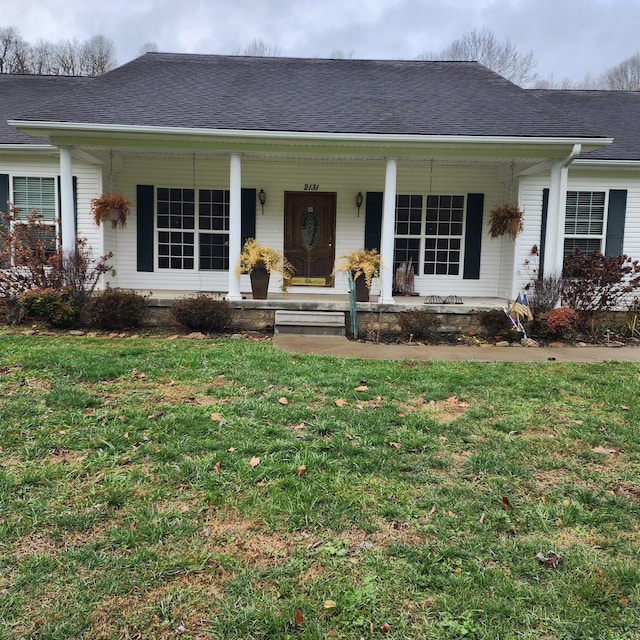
[284,192,336,286]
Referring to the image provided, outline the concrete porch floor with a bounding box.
[147,291,509,315]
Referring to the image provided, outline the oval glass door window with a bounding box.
[301,207,319,250]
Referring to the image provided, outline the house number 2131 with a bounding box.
[304,184,319,191]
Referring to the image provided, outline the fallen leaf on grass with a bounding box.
[536,550,562,569]
[213,461,221,473]
[592,446,619,455]
[295,465,307,477]
[119,456,131,466]
[501,496,511,511]
[380,623,392,633]
[293,423,305,431]
[227,447,236,452]
[555,518,563,527]
[389,442,402,449]
[278,397,289,406]
[249,456,261,468]
[620,405,629,411]
[210,412,222,421]
[354,385,369,392]
[293,609,304,627]
[323,600,337,609]
[335,399,348,407]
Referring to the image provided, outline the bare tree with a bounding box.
[0,26,29,73]
[54,38,84,75]
[420,27,538,87]
[241,38,281,57]
[29,39,58,74]
[138,41,159,56]
[602,52,640,90]
[330,49,354,59]
[80,34,116,76]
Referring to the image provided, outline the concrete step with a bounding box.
[274,310,346,336]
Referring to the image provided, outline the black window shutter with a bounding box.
[137,185,155,272]
[463,193,484,279]
[241,188,256,247]
[0,174,9,268]
[539,188,549,279]
[605,189,627,257]
[364,192,383,251]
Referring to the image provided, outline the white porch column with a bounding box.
[543,145,581,278]
[59,146,75,253]
[378,157,397,304]
[227,153,243,301]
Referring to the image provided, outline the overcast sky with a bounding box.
[5,0,640,83]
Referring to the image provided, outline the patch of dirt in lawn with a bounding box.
[200,512,295,567]
[398,395,473,424]
[612,481,640,503]
[88,569,230,640]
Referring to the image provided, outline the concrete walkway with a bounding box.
[273,334,640,362]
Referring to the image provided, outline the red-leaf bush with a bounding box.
[546,307,578,338]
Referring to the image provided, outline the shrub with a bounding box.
[527,273,563,314]
[477,309,512,337]
[18,287,77,328]
[545,307,578,338]
[170,295,234,332]
[87,289,148,330]
[562,249,640,314]
[0,209,112,322]
[397,310,441,341]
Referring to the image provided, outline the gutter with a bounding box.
[7,120,614,149]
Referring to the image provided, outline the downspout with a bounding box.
[543,144,581,278]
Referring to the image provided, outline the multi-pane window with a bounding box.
[12,177,57,259]
[563,191,605,257]
[199,189,229,270]
[393,194,422,271]
[156,187,230,270]
[157,188,195,269]
[424,195,464,275]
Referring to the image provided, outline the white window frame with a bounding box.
[563,190,607,256]
[9,176,59,263]
[156,186,230,271]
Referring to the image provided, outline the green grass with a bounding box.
[0,332,639,639]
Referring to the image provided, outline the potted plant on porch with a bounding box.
[91,191,131,229]
[337,248,382,302]
[235,238,294,299]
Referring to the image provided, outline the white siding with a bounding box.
[0,151,103,263]
[517,167,640,297]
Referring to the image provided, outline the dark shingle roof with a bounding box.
[0,74,90,144]
[532,89,640,160]
[9,54,609,140]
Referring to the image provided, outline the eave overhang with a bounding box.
[8,120,613,161]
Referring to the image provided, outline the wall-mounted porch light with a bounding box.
[356,192,363,216]
[258,189,266,214]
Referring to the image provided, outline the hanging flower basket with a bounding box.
[91,191,131,229]
[489,202,523,240]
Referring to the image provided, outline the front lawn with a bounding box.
[0,334,638,639]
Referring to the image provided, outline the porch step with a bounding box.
[274,310,346,336]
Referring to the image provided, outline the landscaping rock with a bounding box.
[521,337,539,347]
[495,341,510,347]
[68,330,86,336]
